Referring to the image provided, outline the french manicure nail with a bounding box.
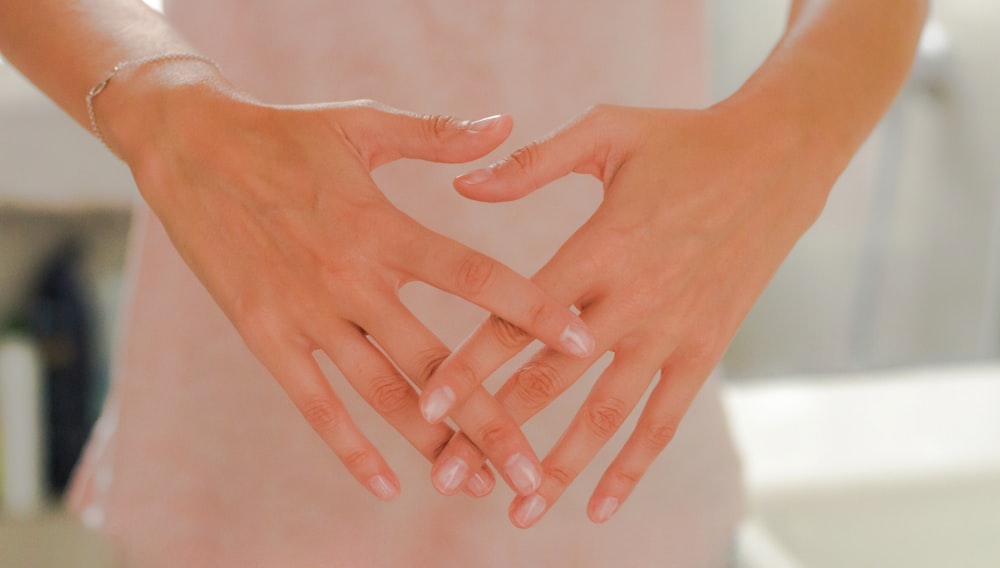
[513,494,547,527]
[560,321,595,358]
[368,475,398,501]
[466,114,503,133]
[465,469,493,497]
[593,497,619,523]
[456,168,494,185]
[421,386,455,423]
[504,454,541,495]
[435,456,469,494]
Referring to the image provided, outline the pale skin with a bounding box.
[0,0,926,530]
[420,0,927,527]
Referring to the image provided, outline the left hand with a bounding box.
[419,102,833,526]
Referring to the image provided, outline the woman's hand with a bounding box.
[420,102,833,526]
[96,63,595,501]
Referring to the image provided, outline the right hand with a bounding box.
[94,60,595,500]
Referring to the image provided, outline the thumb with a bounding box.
[337,101,514,169]
[453,107,611,203]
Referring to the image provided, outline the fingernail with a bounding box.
[465,469,493,497]
[435,456,469,494]
[592,497,619,523]
[504,454,541,495]
[466,114,502,133]
[560,321,595,358]
[421,386,455,423]
[455,168,494,185]
[513,494,547,527]
[368,475,398,501]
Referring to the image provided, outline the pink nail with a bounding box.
[456,168,493,185]
[513,494,547,527]
[592,497,619,523]
[435,456,469,494]
[560,321,595,358]
[465,469,493,497]
[466,114,502,133]
[421,387,455,423]
[368,475,398,501]
[504,454,541,495]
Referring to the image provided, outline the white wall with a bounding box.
[712,1,1000,377]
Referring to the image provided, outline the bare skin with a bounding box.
[1,0,927,529]
[419,0,928,527]
[0,0,598,501]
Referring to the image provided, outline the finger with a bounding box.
[431,303,621,500]
[318,326,497,497]
[253,332,401,501]
[462,464,497,498]
[587,351,711,524]
[421,244,595,422]
[357,299,544,497]
[453,105,617,203]
[507,350,662,528]
[399,239,594,424]
[337,101,514,168]
[314,325,454,462]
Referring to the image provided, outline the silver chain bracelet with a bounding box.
[86,53,222,149]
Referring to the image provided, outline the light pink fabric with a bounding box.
[69,2,745,566]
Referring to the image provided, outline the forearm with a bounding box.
[0,0,199,132]
[722,0,927,186]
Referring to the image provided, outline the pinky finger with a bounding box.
[260,337,401,502]
[586,358,710,523]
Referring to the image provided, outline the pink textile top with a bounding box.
[69,2,745,566]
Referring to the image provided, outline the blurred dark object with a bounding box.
[30,240,96,496]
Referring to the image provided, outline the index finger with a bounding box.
[356,297,545,497]
[394,228,595,404]
[431,302,619,504]
[412,236,595,424]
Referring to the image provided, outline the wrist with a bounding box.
[90,57,247,164]
[708,81,834,227]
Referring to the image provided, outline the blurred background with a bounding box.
[0,1,997,566]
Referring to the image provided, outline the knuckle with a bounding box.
[342,448,373,470]
[582,104,603,121]
[506,141,541,172]
[487,314,532,350]
[585,103,613,120]
[367,375,413,415]
[686,333,720,365]
[641,421,678,451]
[545,464,576,489]
[454,251,496,295]
[525,301,555,336]
[300,397,342,433]
[447,357,481,391]
[584,397,630,439]
[414,348,450,386]
[352,98,379,109]
[230,295,277,344]
[583,104,623,131]
[343,99,387,132]
[474,418,510,450]
[611,468,642,489]
[423,113,459,140]
[511,362,564,410]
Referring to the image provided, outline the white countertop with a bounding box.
[724,363,1000,568]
